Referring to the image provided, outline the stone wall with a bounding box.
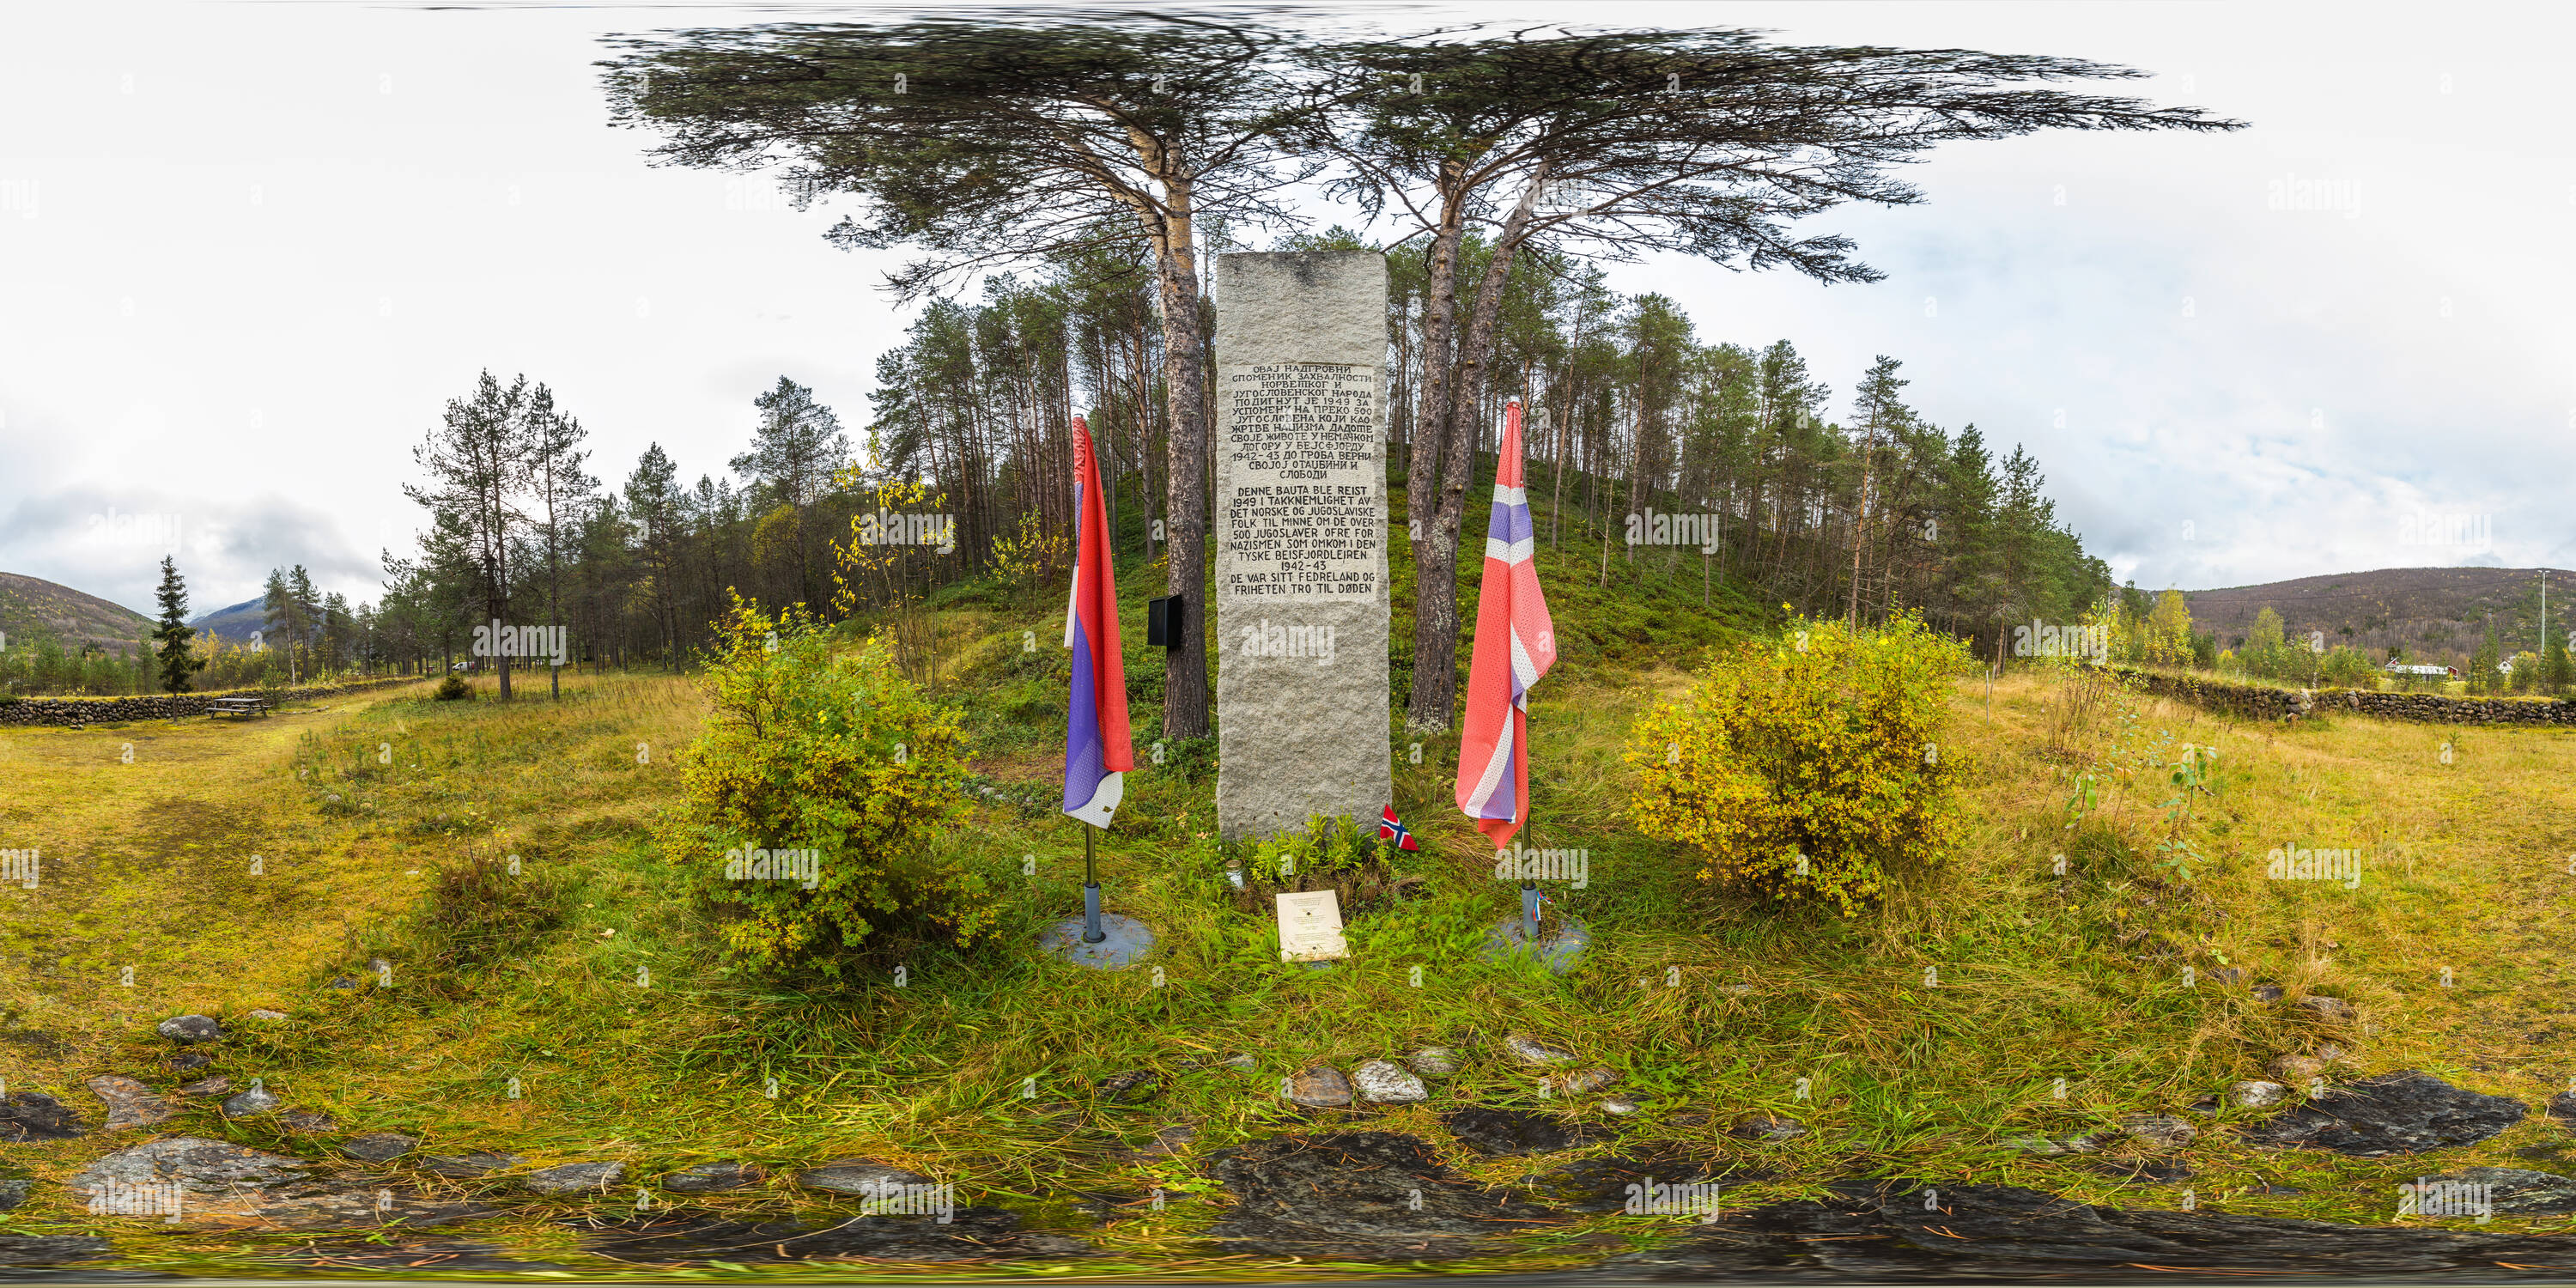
[2109,667,2576,726]
[0,677,427,727]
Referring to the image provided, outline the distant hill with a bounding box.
[0,571,155,655]
[2181,566,2573,663]
[189,597,269,644]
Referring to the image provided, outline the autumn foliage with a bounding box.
[665,594,991,975]
[1626,613,1973,914]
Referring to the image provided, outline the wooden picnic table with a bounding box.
[209,697,271,719]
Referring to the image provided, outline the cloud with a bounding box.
[0,483,386,616]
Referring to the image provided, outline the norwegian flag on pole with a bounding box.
[1062,417,1133,828]
[1455,400,1557,849]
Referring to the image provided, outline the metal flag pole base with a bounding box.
[1039,822,1152,970]
[1082,827,1107,944]
[1081,887,1107,945]
[1481,850,1589,976]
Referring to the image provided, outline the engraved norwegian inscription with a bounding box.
[1221,363,1381,603]
[1212,249,1388,843]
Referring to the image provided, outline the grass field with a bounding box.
[5,601,2576,1274]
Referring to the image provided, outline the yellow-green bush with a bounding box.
[1625,612,1973,915]
[665,594,991,977]
[2317,645,2382,690]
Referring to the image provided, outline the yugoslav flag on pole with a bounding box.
[1455,399,1558,849]
[1062,416,1133,828]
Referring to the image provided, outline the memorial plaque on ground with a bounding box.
[1274,890,1349,963]
[1213,251,1391,841]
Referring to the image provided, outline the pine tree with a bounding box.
[289,566,321,650]
[152,556,205,695]
[2470,622,2502,696]
[732,376,847,611]
[260,568,301,682]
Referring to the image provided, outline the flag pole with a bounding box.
[1082,825,1105,944]
[1518,825,1540,941]
[1039,413,1150,970]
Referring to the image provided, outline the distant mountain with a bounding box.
[189,597,269,644]
[0,571,155,655]
[2181,566,2574,663]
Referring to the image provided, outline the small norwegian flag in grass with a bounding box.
[1379,805,1420,852]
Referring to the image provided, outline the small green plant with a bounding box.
[434,674,471,702]
[2150,744,2219,881]
[2063,771,2102,833]
[1244,813,1382,887]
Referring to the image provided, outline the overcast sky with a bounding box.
[3,0,2570,617]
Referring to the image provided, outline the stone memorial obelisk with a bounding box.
[1213,251,1390,841]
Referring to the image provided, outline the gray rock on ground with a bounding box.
[522,1161,626,1194]
[1729,1114,1808,1143]
[2550,1090,2576,1121]
[2231,1080,2290,1109]
[1505,1034,1576,1066]
[88,1075,173,1130]
[1352,1060,1427,1103]
[244,1009,289,1022]
[2270,1054,2327,1083]
[1404,1047,1458,1078]
[1592,1178,2576,1278]
[660,1162,762,1192]
[1286,1064,1354,1108]
[421,1151,527,1178]
[1141,1122,1197,1157]
[70,1138,487,1229]
[2243,1070,2525,1155]
[2291,995,2354,1022]
[796,1158,932,1194]
[568,1209,1088,1263]
[2116,1115,2198,1149]
[1442,1107,1599,1156]
[343,1133,419,1163]
[221,1084,282,1117]
[0,1234,114,1266]
[2005,1133,2101,1156]
[0,1178,31,1211]
[74,1136,311,1192]
[1552,1066,1618,1096]
[1094,1070,1160,1103]
[176,1077,232,1097]
[278,1109,337,1133]
[1598,1096,1643,1115]
[0,1091,85,1141]
[1205,1130,1566,1258]
[2421,1167,2576,1213]
[156,1015,224,1043]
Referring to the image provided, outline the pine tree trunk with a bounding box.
[1153,179,1212,741]
[1406,172,1539,734]
[1406,198,1467,556]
